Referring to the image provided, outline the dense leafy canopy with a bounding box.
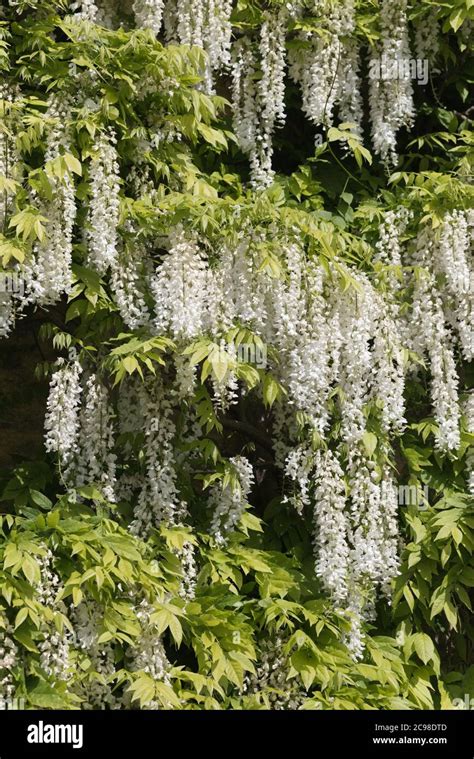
[0,0,473,710]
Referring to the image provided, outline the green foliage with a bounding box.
[0,0,472,711]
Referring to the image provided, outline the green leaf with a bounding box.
[413,633,435,665]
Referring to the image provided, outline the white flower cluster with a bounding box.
[44,358,83,466]
[129,381,181,537]
[435,210,474,362]
[24,95,76,306]
[151,227,213,339]
[71,0,118,28]
[133,0,165,36]
[231,9,287,187]
[0,625,19,703]
[347,451,399,597]
[69,373,117,503]
[0,82,21,230]
[415,7,440,63]
[464,393,474,495]
[285,442,400,657]
[162,0,233,92]
[86,130,121,274]
[71,601,119,709]
[0,84,22,338]
[177,539,198,600]
[272,248,332,434]
[111,240,152,330]
[36,549,71,681]
[312,449,350,602]
[0,292,15,340]
[369,0,415,163]
[289,0,362,136]
[125,599,171,708]
[210,455,254,544]
[408,224,463,451]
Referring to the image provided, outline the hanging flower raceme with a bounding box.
[165,0,233,92]
[434,210,473,362]
[464,393,474,495]
[414,6,440,64]
[0,83,21,231]
[245,634,306,709]
[272,251,332,434]
[36,548,72,682]
[124,599,171,708]
[24,95,76,306]
[409,224,462,452]
[369,0,415,164]
[128,381,181,537]
[0,292,15,340]
[231,9,287,188]
[0,624,19,706]
[209,455,254,544]
[312,448,350,603]
[151,227,212,340]
[44,357,83,466]
[111,236,152,331]
[0,83,23,338]
[68,373,117,503]
[71,601,120,709]
[86,129,121,274]
[288,0,362,138]
[336,274,378,445]
[133,0,165,35]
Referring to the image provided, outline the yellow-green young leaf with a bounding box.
[22,555,40,585]
[3,543,21,569]
[197,123,228,149]
[444,598,458,629]
[210,353,228,383]
[403,584,415,611]
[262,374,280,407]
[362,431,377,457]
[169,615,183,647]
[14,607,29,629]
[413,633,435,665]
[154,682,181,708]
[72,587,83,606]
[63,152,82,176]
[122,355,139,375]
[128,675,156,707]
